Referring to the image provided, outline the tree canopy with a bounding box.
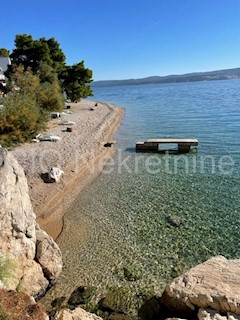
[0,48,10,57]
[62,61,93,101]
[7,34,93,101]
[9,34,66,75]
[0,34,93,146]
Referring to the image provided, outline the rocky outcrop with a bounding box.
[0,288,49,320]
[198,308,240,320]
[0,148,62,298]
[161,256,240,317]
[54,307,103,320]
[35,226,62,283]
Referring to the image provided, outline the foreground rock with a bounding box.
[54,307,103,320]
[198,308,240,320]
[0,289,49,320]
[0,148,62,298]
[161,256,240,317]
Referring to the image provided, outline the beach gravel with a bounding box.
[12,100,124,239]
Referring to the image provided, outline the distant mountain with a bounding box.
[92,67,240,87]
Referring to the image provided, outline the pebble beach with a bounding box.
[12,100,124,239]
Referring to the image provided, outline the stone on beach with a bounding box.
[48,167,64,183]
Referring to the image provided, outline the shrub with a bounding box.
[0,64,64,147]
[0,93,47,147]
[37,81,64,112]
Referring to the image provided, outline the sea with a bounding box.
[46,79,240,307]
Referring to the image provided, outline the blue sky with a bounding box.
[1,0,240,80]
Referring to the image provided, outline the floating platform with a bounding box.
[136,138,199,153]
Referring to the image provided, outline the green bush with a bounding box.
[37,81,64,112]
[0,65,64,147]
[0,93,47,147]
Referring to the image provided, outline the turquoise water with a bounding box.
[46,80,240,309]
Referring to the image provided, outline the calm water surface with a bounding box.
[45,80,240,306]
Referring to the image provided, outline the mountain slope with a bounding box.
[92,67,240,87]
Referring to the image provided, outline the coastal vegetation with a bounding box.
[0,34,93,147]
[0,49,9,57]
[0,255,15,288]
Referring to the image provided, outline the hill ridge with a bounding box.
[92,67,240,87]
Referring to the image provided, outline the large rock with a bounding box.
[0,148,62,297]
[35,226,62,283]
[198,308,240,320]
[161,256,240,317]
[54,307,103,320]
[0,288,49,320]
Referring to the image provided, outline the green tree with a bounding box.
[9,34,66,76]
[37,63,64,111]
[7,65,40,96]
[45,37,66,74]
[8,34,93,101]
[9,34,35,71]
[0,48,10,57]
[62,61,93,101]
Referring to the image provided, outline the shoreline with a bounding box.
[12,100,124,240]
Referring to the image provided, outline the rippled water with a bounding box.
[44,80,240,310]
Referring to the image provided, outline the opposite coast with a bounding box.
[12,100,124,240]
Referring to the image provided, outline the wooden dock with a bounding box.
[136,138,199,153]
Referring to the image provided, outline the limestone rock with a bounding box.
[198,308,240,320]
[0,288,49,320]
[161,256,240,316]
[54,307,103,320]
[0,148,62,297]
[36,226,62,283]
[198,308,227,320]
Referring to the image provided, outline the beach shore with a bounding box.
[12,100,124,240]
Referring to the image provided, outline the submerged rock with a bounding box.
[138,296,162,320]
[0,148,62,298]
[68,286,96,307]
[123,266,142,282]
[98,287,133,315]
[161,256,240,317]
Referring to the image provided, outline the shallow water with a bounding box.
[44,80,240,309]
